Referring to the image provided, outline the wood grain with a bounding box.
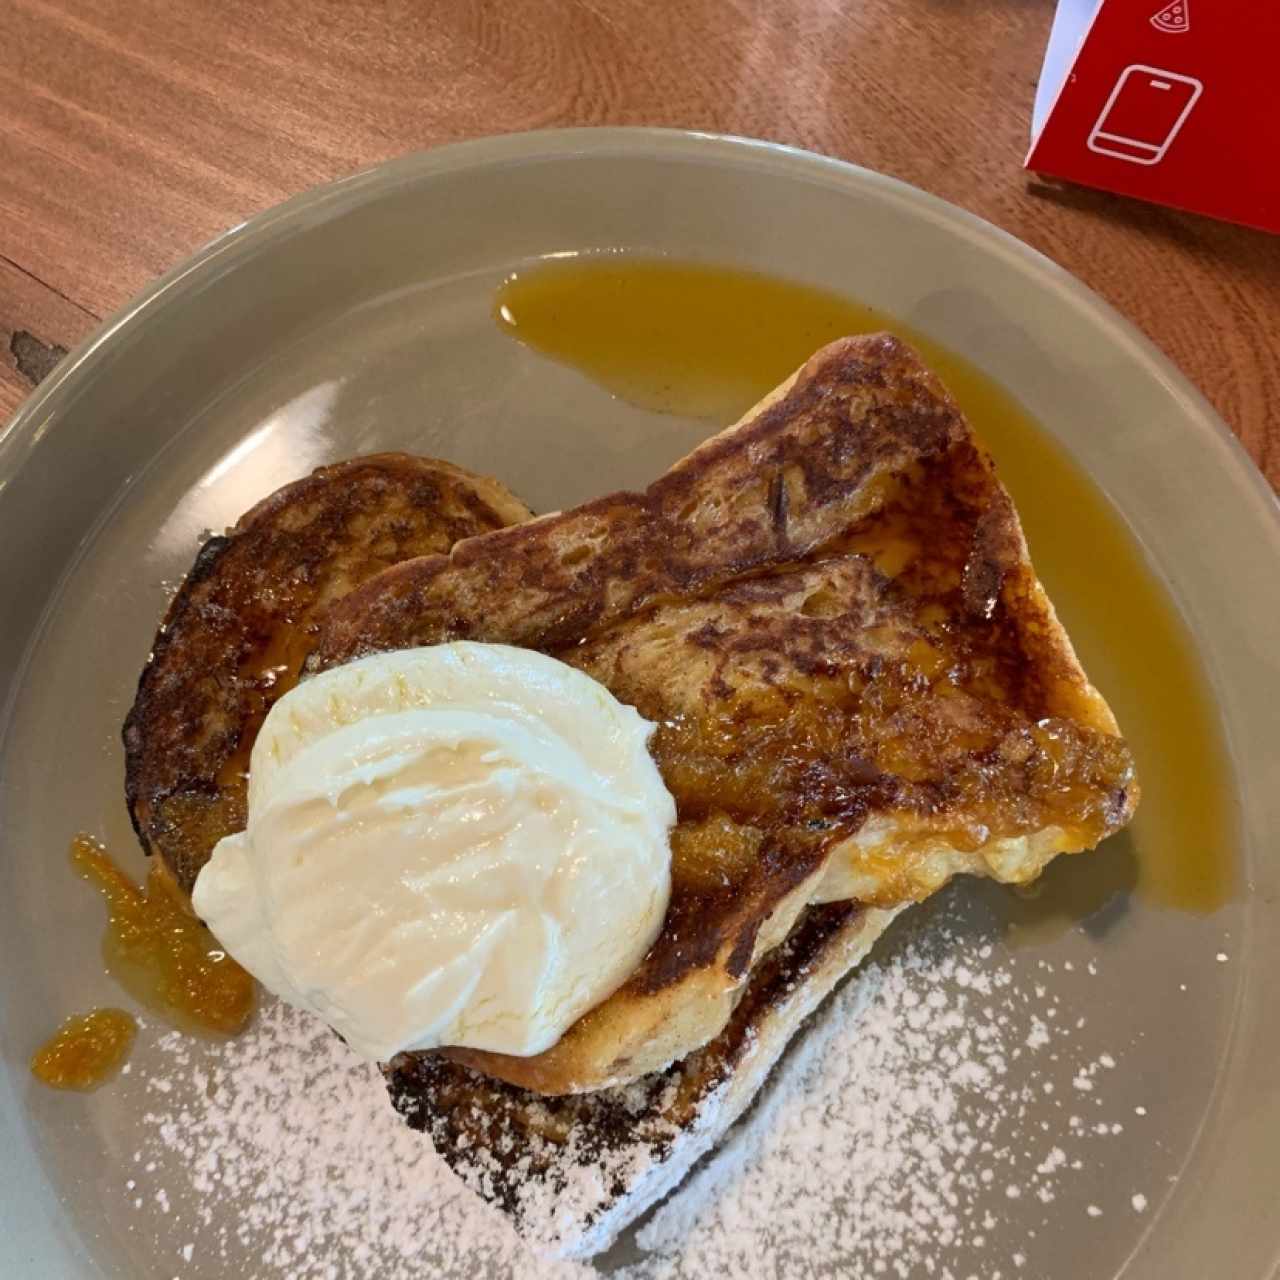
[0,257,95,421]
[1,0,1277,483]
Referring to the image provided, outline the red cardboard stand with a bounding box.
[1026,0,1279,234]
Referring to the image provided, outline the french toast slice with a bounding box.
[388,900,907,1260]
[123,454,533,895]
[313,335,1138,1096]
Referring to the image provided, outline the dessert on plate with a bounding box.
[123,334,1137,1258]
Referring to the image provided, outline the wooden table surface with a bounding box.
[2,0,1277,485]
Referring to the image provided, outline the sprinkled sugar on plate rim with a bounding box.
[0,129,1277,1279]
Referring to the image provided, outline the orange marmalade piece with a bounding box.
[30,1008,137,1091]
[71,834,255,1039]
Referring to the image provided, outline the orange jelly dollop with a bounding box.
[30,1008,137,1091]
[70,834,255,1039]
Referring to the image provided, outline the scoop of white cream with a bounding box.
[192,642,675,1062]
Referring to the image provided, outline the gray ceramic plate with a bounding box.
[1,130,1277,1280]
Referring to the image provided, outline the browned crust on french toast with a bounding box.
[313,336,1137,1095]
[387,899,905,1259]
[315,335,971,660]
[390,903,868,1162]
[123,454,533,895]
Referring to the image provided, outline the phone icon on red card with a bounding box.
[1088,64,1203,165]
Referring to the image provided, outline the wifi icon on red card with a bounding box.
[1150,0,1190,33]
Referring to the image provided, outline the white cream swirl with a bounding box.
[192,643,675,1062]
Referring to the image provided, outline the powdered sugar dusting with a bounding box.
[132,1008,576,1279]
[124,913,1133,1278]
[623,927,1126,1278]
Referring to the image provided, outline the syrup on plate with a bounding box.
[31,837,256,1090]
[495,255,1236,927]
[70,834,255,1039]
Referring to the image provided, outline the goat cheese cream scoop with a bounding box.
[192,642,675,1062]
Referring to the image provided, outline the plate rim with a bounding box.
[1,127,1277,1280]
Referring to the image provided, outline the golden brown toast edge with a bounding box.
[313,335,967,661]
[123,453,533,895]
